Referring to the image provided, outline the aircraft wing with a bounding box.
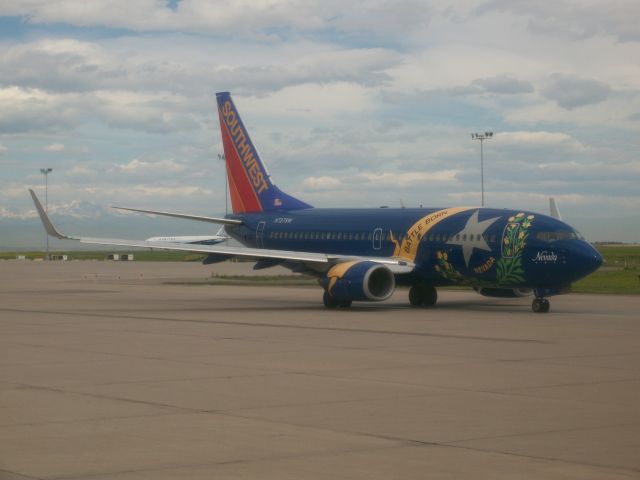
[29,190,413,273]
[111,206,242,226]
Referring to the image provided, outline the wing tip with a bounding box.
[28,188,74,240]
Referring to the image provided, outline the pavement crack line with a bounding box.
[0,307,547,344]
[0,469,44,480]
[48,443,409,480]
[440,440,640,475]
[220,409,640,476]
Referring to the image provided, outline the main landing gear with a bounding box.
[323,291,352,309]
[532,297,550,313]
[409,284,437,307]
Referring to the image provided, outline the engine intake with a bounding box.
[323,261,395,302]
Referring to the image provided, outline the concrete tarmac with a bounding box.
[1,260,639,479]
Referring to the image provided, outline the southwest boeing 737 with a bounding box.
[29,91,602,313]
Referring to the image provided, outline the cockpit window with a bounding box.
[536,230,580,242]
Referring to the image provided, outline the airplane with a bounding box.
[29,91,603,313]
[145,226,228,245]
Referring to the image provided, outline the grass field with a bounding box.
[572,245,640,294]
[3,245,639,294]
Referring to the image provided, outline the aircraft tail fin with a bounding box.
[549,197,562,220]
[216,91,312,214]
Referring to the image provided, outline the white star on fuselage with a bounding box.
[447,210,500,267]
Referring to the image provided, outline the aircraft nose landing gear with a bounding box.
[532,297,550,313]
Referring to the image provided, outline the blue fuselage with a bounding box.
[226,207,602,294]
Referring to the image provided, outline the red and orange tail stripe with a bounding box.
[215,91,312,214]
[218,108,263,213]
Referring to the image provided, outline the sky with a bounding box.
[1,0,639,247]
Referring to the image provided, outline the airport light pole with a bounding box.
[471,132,493,207]
[40,168,53,260]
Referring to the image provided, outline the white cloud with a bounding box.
[358,170,459,186]
[1,2,639,242]
[302,176,343,190]
[0,85,202,134]
[0,0,432,38]
[0,144,7,154]
[495,131,587,152]
[108,184,211,198]
[0,38,400,97]
[116,158,186,175]
[302,170,459,191]
[0,206,26,219]
[447,75,534,97]
[387,45,541,92]
[503,94,640,130]
[44,143,65,152]
[4,183,39,198]
[244,82,376,119]
[67,163,99,179]
[477,0,640,43]
[0,86,82,133]
[472,75,534,95]
[541,73,611,109]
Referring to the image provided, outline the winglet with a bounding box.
[28,189,76,240]
[549,197,562,220]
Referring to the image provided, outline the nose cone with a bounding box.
[570,242,603,281]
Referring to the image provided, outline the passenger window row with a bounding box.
[266,231,498,244]
[268,231,375,241]
[426,233,497,243]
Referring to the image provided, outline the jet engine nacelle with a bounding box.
[475,287,533,298]
[323,261,395,302]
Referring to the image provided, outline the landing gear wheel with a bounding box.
[409,285,437,307]
[532,298,550,313]
[323,291,338,309]
[424,286,437,306]
[409,285,424,307]
[323,292,352,309]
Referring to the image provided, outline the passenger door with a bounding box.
[372,227,382,251]
[256,221,266,248]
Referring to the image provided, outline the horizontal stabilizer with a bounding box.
[111,206,242,226]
